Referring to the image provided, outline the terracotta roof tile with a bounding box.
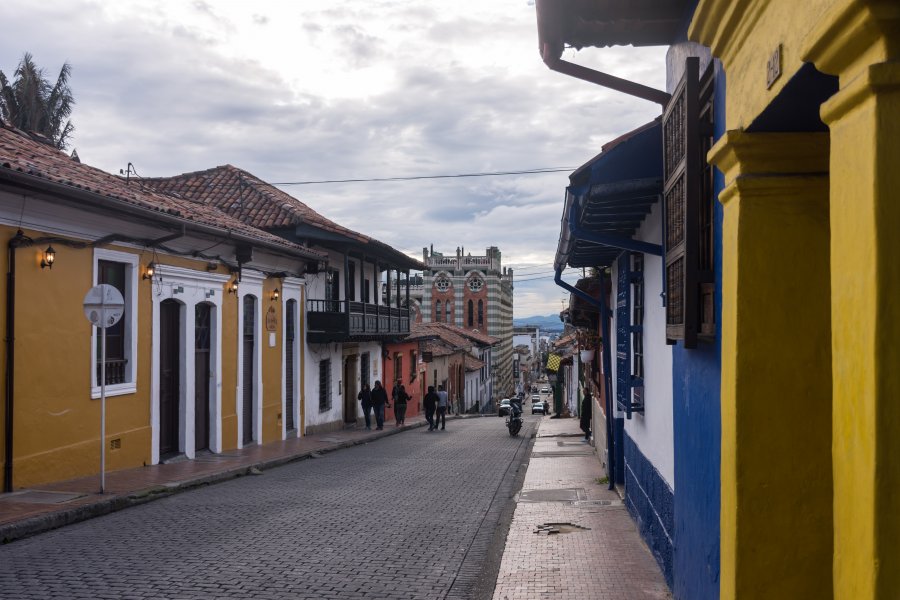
[142,166,425,270]
[0,125,326,263]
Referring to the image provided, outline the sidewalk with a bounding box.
[0,414,430,544]
[492,417,671,600]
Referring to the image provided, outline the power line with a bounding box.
[270,167,576,186]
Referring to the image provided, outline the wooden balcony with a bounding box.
[306,299,410,344]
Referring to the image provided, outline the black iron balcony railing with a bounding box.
[96,358,128,386]
[307,299,410,343]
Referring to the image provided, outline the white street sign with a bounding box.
[83,284,124,329]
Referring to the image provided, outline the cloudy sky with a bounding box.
[1,0,666,318]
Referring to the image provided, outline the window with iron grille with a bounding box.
[319,359,331,411]
[409,350,417,382]
[631,253,645,409]
[663,56,717,348]
[92,249,138,395]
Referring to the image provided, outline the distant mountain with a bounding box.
[513,314,563,331]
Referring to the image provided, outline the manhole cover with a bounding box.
[534,522,591,535]
[531,451,594,458]
[0,490,86,504]
[573,499,621,507]
[519,488,585,502]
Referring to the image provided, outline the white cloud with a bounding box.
[0,0,666,317]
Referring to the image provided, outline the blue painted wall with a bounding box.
[672,60,725,600]
[625,432,675,588]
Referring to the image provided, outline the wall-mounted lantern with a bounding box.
[271,287,280,302]
[228,278,239,294]
[143,262,156,280]
[40,245,56,269]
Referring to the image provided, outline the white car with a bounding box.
[531,400,545,415]
[541,387,551,394]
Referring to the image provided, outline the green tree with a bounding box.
[0,53,74,149]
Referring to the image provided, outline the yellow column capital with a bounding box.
[709,130,830,185]
[802,0,900,82]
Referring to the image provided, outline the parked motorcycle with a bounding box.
[506,399,523,436]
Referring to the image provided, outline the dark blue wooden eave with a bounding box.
[555,119,665,271]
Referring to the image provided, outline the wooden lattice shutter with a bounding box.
[663,57,700,348]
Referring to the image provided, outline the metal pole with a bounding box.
[100,297,106,494]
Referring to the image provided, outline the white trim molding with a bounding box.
[236,269,265,448]
[149,264,230,465]
[91,248,139,399]
[282,277,304,439]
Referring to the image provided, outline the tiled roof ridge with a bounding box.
[143,164,369,243]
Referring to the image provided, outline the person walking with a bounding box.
[423,385,439,431]
[435,384,449,431]
[358,383,373,430]
[580,392,593,441]
[394,384,410,426]
[371,380,389,430]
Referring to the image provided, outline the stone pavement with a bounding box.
[0,414,433,544]
[492,418,671,600]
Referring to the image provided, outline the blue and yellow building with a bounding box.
[539,0,899,598]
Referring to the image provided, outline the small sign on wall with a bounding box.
[766,44,782,89]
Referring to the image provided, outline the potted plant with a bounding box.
[575,328,600,362]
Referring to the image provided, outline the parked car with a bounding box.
[531,400,545,415]
[531,394,542,403]
[498,398,512,417]
[541,387,551,394]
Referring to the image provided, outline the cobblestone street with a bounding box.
[0,417,536,600]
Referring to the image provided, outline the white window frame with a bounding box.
[91,248,139,399]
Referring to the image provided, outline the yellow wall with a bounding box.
[261,279,282,442]
[0,223,268,488]
[692,1,900,598]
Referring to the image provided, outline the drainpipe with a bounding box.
[541,42,670,107]
[4,230,29,493]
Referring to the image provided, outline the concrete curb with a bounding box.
[1,418,430,544]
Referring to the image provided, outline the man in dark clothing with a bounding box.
[423,385,439,431]
[371,380,389,430]
[358,383,372,430]
[580,392,593,441]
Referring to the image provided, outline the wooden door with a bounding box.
[242,295,256,445]
[194,303,211,451]
[285,299,296,432]
[343,356,357,424]
[159,300,180,457]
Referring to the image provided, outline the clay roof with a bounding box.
[0,125,326,263]
[406,322,499,347]
[143,165,424,270]
[464,354,485,371]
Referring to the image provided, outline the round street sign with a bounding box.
[83,284,125,329]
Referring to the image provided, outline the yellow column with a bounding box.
[803,2,900,597]
[710,131,833,600]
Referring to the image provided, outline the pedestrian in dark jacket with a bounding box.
[580,392,593,441]
[423,386,439,431]
[371,380,389,430]
[358,384,372,430]
[394,384,410,426]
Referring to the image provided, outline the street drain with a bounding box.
[534,522,591,535]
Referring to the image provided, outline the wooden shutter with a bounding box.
[663,57,700,348]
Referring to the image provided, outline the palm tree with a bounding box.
[0,53,74,150]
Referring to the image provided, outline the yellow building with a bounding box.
[0,124,325,491]
[690,1,899,598]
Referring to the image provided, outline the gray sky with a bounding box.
[0,0,665,318]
